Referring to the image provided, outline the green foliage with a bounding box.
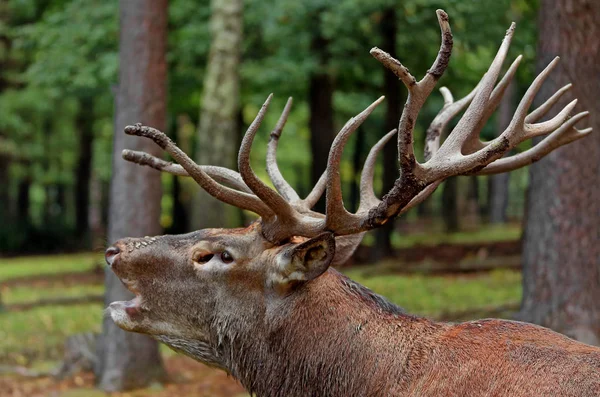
[1,0,540,252]
[17,0,118,98]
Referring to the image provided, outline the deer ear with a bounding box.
[331,232,365,266]
[276,233,336,287]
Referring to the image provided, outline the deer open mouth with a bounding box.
[109,295,144,319]
[107,293,147,331]
[104,244,148,325]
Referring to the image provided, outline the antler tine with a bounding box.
[526,83,572,123]
[463,55,523,154]
[525,99,577,139]
[325,96,386,231]
[477,112,591,175]
[302,115,362,209]
[508,57,560,132]
[122,149,253,193]
[435,23,515,159]
[409,84,480,215]
[422,10,453,86]
[371,9,453,182]
[454,57,563,171]
[124,124,273,217]
[238,94,298,221]
[266,97,301,202]
[425,84,479,161]
[358,129,397,212]
[123,149,187,175]
[303,171,327,209]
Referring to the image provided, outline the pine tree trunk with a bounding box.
[75,96,94,245]
[308,12,335,214]
[442,177,459,233]
[98,0,168,391]
[374,7,402,260]
[350,126,366,213]
[519,0,600,346]
[191,0,242,229]
[17,177,31,227]
[309,72,334,213]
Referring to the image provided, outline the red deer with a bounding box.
[105,10,599,396]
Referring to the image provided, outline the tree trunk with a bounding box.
[309,72,334,213]
[488,81,514,224]
[168,174,188,234]
[374,7,402,260]
[519,0,600,346]
[88,172,104,249]
[307,11,335,213]
[350,126,366,213]
[191,0,242,230]
[17,177,31,227]
[464,176,481,227]
[98,0,168,391]
[441,177,459,233]
[75,96,94,245]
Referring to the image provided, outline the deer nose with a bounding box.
[105,246,121,267]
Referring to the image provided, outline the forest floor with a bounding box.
[0,225,522,396]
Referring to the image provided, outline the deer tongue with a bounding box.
[123,296,143,320]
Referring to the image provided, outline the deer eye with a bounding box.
[220,251,234,264]
[193,251,214,264]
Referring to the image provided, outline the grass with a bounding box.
[0,252,102,282]
[2,284,104,305]
[362,223,522,248]
[345,268,521,317]
[0,303,103,365]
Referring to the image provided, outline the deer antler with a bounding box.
[123,9,592,244]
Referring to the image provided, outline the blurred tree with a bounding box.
[191,0,243,229]
[308,7,335,213]
[441,177,459,232]
[97,0,167,391]
[20,0,118,247]
[374,7,402,259]
[488,81,515,223]
[519,0,600,345]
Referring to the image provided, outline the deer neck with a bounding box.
[223,269,442,397]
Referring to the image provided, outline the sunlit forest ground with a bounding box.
[0,224,522,396]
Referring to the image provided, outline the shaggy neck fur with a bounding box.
[218,269,444,397]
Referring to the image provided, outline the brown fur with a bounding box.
[106,224,600,396]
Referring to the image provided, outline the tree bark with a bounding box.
[191,0,242,230]
[519,0,600,346]
[75,96,94,245]
[488,81,515,224]
[442,177,459,233]
[350,126,366,213]
[374,8,402,260]
[309,73,335,214]
[17,177,31,227]
[88,171,105,249]
[464,176,481,227]
[98,0,168,391]
[308,15,335,214]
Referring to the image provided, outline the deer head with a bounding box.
[106,9,593,388]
